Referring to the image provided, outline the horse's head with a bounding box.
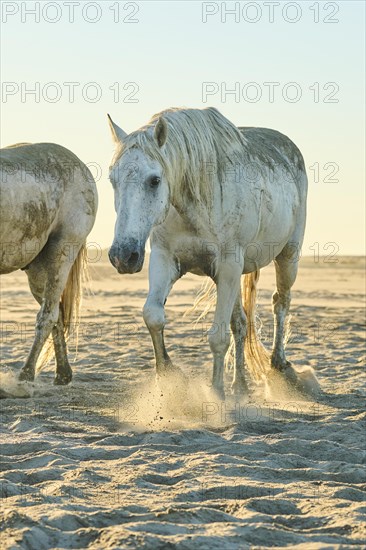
[107,115,170,274]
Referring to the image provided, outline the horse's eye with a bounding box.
[149,176,161,187]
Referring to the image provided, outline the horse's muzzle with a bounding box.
[109,241,144,274]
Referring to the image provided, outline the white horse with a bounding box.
[107,107,316,399]
[0,143,98,393]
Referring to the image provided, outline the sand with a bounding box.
[0,255,365,549]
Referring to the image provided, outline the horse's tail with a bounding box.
[242,271,270,381]
[36,244,88,372]
[60,243,88,344]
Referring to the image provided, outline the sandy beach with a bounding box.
[0,255,365,549]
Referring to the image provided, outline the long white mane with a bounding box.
[116,107,248,205]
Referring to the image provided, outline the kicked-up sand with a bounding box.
[0,255,365,549]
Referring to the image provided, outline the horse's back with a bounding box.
[239,126,307,191]
[0,143,97,274]
[239,126,304,157]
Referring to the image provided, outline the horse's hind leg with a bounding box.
[209,263,242,400]
[271,246,299,371]
[24,265,72,385]
[19,242,78,382]
[52,311,72,385]
[230,291,249,395]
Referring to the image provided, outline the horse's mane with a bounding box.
[116,107,248,205]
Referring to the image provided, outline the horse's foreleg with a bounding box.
[271,250,299,371]
[230,292,249,395]
[209,264,242,400]
[143,250,180,377]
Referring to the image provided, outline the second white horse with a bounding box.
[108,107,315,398]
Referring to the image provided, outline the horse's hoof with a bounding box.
[271,359,292,373]
[280,362,298,382]
[54,372,72,386]
[18,369,35,382]
[272,363,321,397]
[212,386,226,402]
[231,380,249,397]
[285,364,321,396]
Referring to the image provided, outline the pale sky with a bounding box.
[1,0,365,255]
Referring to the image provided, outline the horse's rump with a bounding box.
[0,142,96,273]
[1,142,91,183]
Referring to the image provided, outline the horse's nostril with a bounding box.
[129,252,139,265]
[108,251,119,268]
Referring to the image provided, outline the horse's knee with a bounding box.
[143,302,165,332]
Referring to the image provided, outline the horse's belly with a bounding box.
[242,239,289,273]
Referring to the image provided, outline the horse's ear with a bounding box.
[154,117,168,147]
[107,114,127,144]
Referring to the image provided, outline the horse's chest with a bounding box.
[159,231,212,278]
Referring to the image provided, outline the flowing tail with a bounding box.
[36,244,88,372]
[242,271,271,381]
